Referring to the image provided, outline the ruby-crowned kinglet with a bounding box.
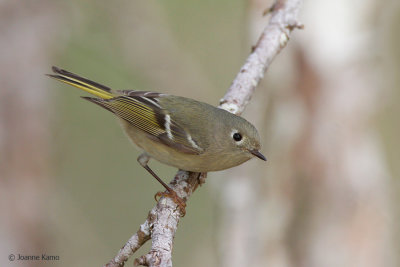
[48,67,266,210]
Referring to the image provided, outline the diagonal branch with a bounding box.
[220,0,303,116]
[104,1,302,266]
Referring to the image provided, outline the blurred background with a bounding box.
[1,0,399,266]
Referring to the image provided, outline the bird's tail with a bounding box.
[47,66,114,99]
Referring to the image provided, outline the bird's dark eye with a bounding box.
[233,132,242,142]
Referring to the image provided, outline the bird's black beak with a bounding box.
[249,149,267,161]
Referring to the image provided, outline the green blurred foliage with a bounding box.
[378,8,400,182]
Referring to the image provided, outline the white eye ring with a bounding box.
[231,130,244,144]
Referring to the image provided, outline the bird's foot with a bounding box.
[154,190,186,217]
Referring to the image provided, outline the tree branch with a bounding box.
[104,1,302,266]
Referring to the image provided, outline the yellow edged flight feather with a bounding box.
[47,66,114,99]
[48,66,201,155]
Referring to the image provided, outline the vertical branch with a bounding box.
[289,1,395,264]
[0,2,59,267]
[253,1,396,267]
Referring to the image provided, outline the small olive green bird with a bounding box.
[48,67,266,210]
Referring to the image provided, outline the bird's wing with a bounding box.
[83,94,203,155]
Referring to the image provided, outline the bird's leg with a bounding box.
[137,153,186,215]
[138,153,173,192]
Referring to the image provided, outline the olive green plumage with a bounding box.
[48,67,266,173]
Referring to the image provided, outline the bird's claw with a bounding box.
[154,190,187,216]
